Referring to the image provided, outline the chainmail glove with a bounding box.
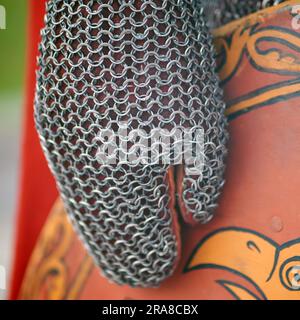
[34,0,228,287]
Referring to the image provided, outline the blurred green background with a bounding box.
[0,0,26,123]
[0,0,27,299]
[0,0,26,93]
[0,0,27,120]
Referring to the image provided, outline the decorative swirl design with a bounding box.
[185,227,300,300]
[214,2,300,119]
[20,199,93,300]
[280,257,300,291]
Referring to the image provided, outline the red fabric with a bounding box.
[9,0,58,299]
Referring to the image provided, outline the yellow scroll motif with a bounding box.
[215,27,300,83]
[213,2,300,118]
[20,199,93,300]
[185,228,300,300]
[247,30,300,74]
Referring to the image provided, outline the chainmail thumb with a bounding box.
[34,0,228,287]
